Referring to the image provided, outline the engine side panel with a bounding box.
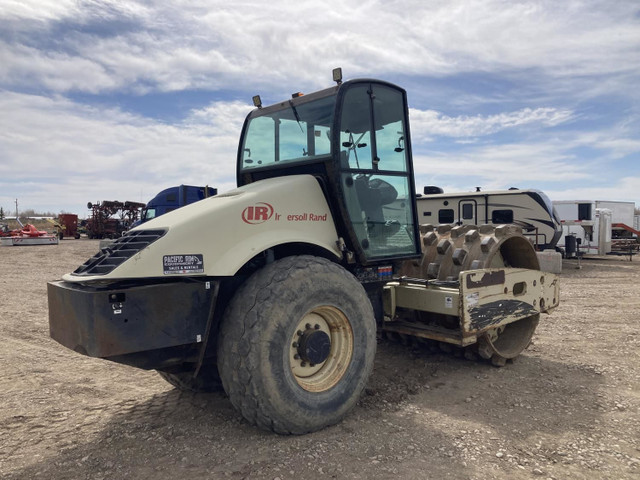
[63,175,342,282]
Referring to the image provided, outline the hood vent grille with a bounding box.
[73,229,166,276]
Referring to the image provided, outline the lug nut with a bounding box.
[305,323,311,329]
[301,362,306,367]
[292,342,298,348]
[294,354,300,360]
[297,330,303,336]
[314,324,320,330]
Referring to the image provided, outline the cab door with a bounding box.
[336,82,420,263]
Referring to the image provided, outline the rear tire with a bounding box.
[217,255,376,434]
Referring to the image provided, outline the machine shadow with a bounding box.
[9,384,470,480]
[8,339,603,480]
[364,338,605,435]
[9,364,473,480]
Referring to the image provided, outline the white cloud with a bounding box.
[569,131,640,160]
[409,107,573,139]
[0,42,119,93]
[412,141,588,189]
[412,126,640,205]
[0,0,79,21]
[0,0,639,214]
[0,92,249,214]
[545,177,640,205]
[1,1,638,95]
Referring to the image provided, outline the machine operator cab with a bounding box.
[237,69,421,265]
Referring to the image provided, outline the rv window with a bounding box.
[462,204,473,220]
[492,209,513,224]
[578,203,592,221]
[439,209,454,223]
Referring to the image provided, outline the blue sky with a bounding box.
[1,0,639,217]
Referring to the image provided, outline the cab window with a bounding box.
[241,96,335,169]
[143,208,156,221]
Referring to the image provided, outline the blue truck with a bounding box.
[137,185,217,225]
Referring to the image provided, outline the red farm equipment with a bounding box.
[1,221,59,246]
[85,200,145,239]
[49,214,81,239]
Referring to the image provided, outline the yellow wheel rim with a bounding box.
[289,306,353,392]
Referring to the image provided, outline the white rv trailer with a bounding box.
[415,188,562,250]
[553,200,638,255]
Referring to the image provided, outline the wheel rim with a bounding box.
[289,306,353,392]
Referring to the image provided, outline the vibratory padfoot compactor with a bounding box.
[48,69,559,434]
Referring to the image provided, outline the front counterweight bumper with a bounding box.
[47,279,218,369]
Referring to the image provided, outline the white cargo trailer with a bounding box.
[553,200,637,255]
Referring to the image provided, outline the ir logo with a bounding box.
[242,203,274,224]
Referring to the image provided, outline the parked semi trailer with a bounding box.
[135,185,218,226]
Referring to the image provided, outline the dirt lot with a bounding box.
[1,240,639,480]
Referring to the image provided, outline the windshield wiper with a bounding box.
[288,100,305,134]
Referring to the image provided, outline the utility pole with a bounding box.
[14,199,23,227]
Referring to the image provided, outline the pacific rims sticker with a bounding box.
[163,254,204,274]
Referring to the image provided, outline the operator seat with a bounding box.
[354,177,401,238]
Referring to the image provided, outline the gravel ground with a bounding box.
[0,239,639,480]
